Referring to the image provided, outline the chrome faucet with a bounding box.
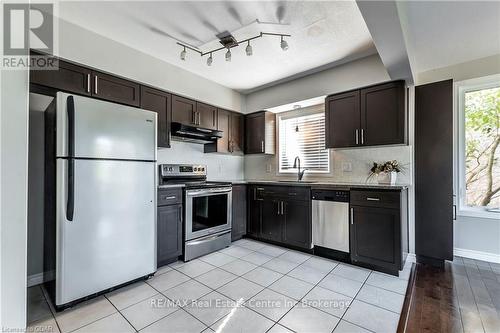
[293,156,307,182]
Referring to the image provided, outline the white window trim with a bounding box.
[455,74,500,220]
[276,104,332,176]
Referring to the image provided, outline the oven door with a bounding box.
[185,187,232,240]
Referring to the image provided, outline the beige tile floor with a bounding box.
[27,239,412,333]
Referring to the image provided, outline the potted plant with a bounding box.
[368,160,402,185]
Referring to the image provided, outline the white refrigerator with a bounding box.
[55,92,157,307]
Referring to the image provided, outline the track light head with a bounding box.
[245,41,253,56]
[207,53,213,66]
[225,48,231,62]
[280,36,289,51]
[180,46,186,60]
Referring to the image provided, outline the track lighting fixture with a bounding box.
[245,41,253,56]
[280,36,289,51]
[180,46,186,61]
[177,32,290,66]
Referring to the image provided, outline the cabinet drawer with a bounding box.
[158,188,182,206]
[350,190,400,209]
[260,185,310,201]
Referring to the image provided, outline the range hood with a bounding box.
[171,122,223,144]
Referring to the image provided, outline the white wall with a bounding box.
[56,19,243,112]
[245,54,390,113]
[157,142,244,181]
[0,62,29,330]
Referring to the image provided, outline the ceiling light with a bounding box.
[225,48,231,62]
[245,41,253,56]
[280,36,289,51]
[180,46,186,61]
[207,53,213,66]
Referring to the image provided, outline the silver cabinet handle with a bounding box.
[361,129,364,145]
[355,129,359,145]
[86,74,91,93]
[277,201,280,215]
[350,207,354,225]
[366,197,380,201]
[197,112,201,125]
[165,196,176,200]
[281,201,285,215]
[94,75,98,94]
[192,111,196,124]
[261,141,264,153]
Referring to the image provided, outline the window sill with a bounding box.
[458,207,500,220]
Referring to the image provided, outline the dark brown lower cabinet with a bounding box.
[231,185,247,241]
[247,185,311,250]
[157,188,183,267]
[350,189,408,275]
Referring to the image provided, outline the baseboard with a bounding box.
[454,247,500,264]
[27,270,54,287]
[406,253,416,263]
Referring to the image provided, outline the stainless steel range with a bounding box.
[159,164,232,261]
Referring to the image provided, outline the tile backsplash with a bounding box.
[244,145,413,185]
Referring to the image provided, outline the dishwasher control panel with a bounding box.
[311,189,349,202]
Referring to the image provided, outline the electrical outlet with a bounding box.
[218,163,222,173]
[342,162,352,172]
[266,164,272,173]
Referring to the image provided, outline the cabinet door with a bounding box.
[231,112,244,154]
[325,90,360,148]
[261,199,282,242]
[30,60,92,96]
[172,95,196,125]
[92,71,140,106]
[141,87,171,148]
[350,205,401,271]
[247,187,262,237]
[283,200,311,249]
[157,204,183,266]
[197,102,217,129]
[361,81,405,146]
[217,109,231,153]
[245,113,265,154]
[231,185,247,241]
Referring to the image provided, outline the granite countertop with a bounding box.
[226,179,409,190]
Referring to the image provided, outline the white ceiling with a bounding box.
[399,1,500,73]
[56,1,376,92]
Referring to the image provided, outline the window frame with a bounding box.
[276,104,331,176]
[456,74,500,220]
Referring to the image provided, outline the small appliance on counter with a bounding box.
[159,164,232,261]
[311,189,351,261]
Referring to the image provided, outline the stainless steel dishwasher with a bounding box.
[311,189,350,256]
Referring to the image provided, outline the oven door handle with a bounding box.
[186,188,232,196]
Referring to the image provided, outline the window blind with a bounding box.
[279,112,329,173]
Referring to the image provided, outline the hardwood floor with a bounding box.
[402,257,500,332]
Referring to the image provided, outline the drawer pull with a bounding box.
[164,196,176,200]
[366,197,380,201]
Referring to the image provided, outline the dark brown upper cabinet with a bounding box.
[325,90,361,148]
[172,95,196,125]
[205,109,244,155]
[245,111,275,154]
[140,86,171,148]
[361,81,405,146]
[91,71,140,107]
[30,60,92,96]
[325,80,406,148]
[196,102,217,130]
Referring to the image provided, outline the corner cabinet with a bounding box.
[205,109,244,155]
[350,189,408,275]
[140,86,171,148]
[325,80,406,148]
[157,188,183,267]
[245,111,275,154]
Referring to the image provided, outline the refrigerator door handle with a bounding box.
[66,96,75,221]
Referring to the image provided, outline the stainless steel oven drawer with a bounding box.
[184,230,231,261]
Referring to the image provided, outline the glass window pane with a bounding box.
[464,86,500,209]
